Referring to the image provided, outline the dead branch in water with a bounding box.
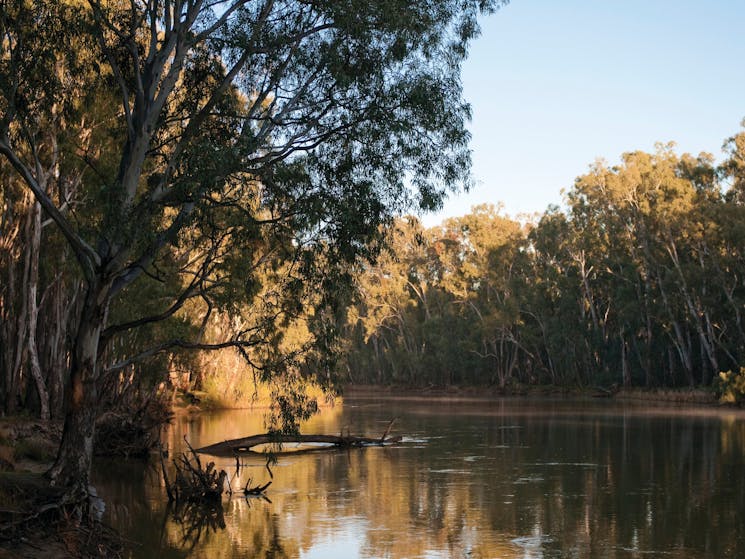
[195,421,402,457]
[379,418,397,442]
[161,437,228,504]
[243,479,272,496]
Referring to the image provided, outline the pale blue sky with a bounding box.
[426,0,745,225]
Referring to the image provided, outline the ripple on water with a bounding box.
[511,534,554,548]
[400,436,429,444]
[514,475,545,484]
[619,546,675,555]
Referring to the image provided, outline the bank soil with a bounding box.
[0,415,152,558]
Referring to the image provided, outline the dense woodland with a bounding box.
[340,136,745,391]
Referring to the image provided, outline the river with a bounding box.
[94,395,745,558]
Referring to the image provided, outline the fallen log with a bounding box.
[196,421,401,457]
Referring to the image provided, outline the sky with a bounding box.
[424,0,745,225]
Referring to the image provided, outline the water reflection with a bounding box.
[94,398,745,558]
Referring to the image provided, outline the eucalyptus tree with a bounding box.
[345,216,452,384]
[722,125,745,203]
[550,145,739,387]
[523,208,586,384]
[0,0,502,504]
[434,205,526,386]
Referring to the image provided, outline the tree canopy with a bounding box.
[340,134,745,392]
[0,0,502,501]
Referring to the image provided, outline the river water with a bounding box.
[94,395,745,558]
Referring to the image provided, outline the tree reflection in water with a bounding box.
[166,500,226,552]
[95,399,745,558]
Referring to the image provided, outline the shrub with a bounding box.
[716,368,745,404]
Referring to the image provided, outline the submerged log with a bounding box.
[196,421,401,457]
[592,384,620,398]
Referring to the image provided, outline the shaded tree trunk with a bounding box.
[0,207,23,414]
[621,332,631,387]
[47,280,109,499]
[27,200,50,420]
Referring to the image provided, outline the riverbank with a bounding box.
[0,419,120,558]
[342,383,724,406]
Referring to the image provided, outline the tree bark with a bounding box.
[46,280,109,500]
[27,200,50,420]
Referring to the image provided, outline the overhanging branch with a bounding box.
[0,135,101,280]
[103,337,268,374]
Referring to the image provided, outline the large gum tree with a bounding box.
[0,0,501,505]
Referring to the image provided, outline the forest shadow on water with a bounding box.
[93,397,745,558]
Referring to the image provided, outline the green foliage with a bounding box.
[1,0,504,430]
[339,128,745,391]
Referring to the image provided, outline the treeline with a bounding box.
[339,133,745,389]
[5,123,745,421]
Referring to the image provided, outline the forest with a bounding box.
[341,137,745,393]
[0,0,507,513]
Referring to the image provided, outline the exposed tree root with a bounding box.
[0,473,123,558]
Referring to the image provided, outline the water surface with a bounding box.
[95,396,745,558]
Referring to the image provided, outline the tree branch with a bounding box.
[0,135,100,279]
[103,336,268,374]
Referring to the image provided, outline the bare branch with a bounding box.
[103,336,268,374]
[0,135,100,279]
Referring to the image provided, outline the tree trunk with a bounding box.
[48,278,79,419]
[47,281,109,502]
[8,197,33,414]
[621,332,631,387]
[1,229,19,414]
[372,335,382,383]
[197,431,402,456]
[27,200,50,420]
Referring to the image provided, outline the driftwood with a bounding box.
[242,478,272,503]
[196,419,401,457]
